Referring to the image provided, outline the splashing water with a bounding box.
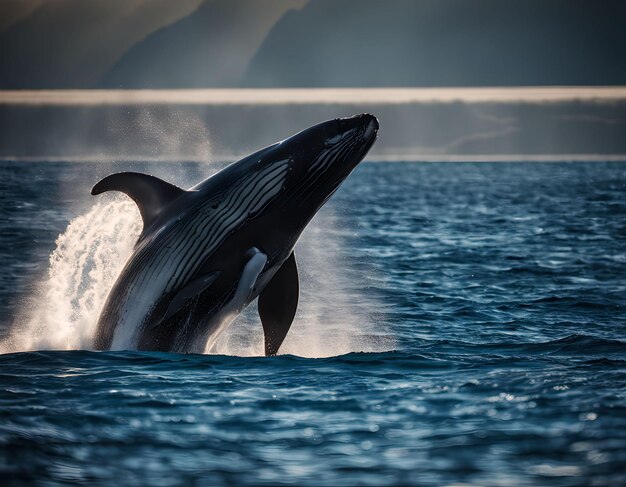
[1,199,141,353]
[2,197,386,357]
[211,210,387,357]
[2,162,625,487]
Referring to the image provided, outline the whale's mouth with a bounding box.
[309,114,378,203]
[341,113,378,151]
[319,114,379,177]
[350,114,379,163]
[360,114,379,151]
[270,113,380,217]
[336,113,379,137]
[363,114,379,140]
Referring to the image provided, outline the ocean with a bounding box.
[0,160,625,486]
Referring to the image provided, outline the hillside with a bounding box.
[243,0,626,87]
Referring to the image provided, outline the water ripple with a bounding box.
[1,161,626,485]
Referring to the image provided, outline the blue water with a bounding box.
[1,161,625,486]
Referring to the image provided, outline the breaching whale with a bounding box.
[92,114,379,355]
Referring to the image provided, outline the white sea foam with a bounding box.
[1,199,141,353]
[1,196,388,357]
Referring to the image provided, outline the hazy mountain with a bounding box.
[1,0,625,88]
[0,0,45,31]
[102,0,307,88]
[242,0,626,87]
[0,0,203,88]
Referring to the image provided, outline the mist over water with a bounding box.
[1,180,387,357]
[2,89,626,162]
[212,209,389,357]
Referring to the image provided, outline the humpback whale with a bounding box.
[92,114,379,355]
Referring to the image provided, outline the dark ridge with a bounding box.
[242,0,626,87]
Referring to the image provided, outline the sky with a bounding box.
[0,1,624,159]
[0,0,625,89]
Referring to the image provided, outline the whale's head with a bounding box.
[286,113,379,183]
[191,114,378,264]
[273,113,379,230]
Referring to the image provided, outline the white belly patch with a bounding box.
[201,248,267,353]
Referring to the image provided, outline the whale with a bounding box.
[92,114,379,355]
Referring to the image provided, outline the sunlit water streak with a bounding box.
[2,87,626,105]
[0,161,625,486]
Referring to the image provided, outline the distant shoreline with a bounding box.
[1,87,626,106]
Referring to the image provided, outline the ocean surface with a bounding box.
[0,160,625,486]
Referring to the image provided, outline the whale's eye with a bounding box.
[211,202,219,209]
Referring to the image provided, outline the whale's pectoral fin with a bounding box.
[91,172,186,230]
[157,271,221,325]
[258,252,299,356]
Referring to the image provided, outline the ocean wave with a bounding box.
[1,333,623,373]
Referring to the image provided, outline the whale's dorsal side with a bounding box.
[91,172,186,230]
[92,115,379,355]
[258,252,299,356]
